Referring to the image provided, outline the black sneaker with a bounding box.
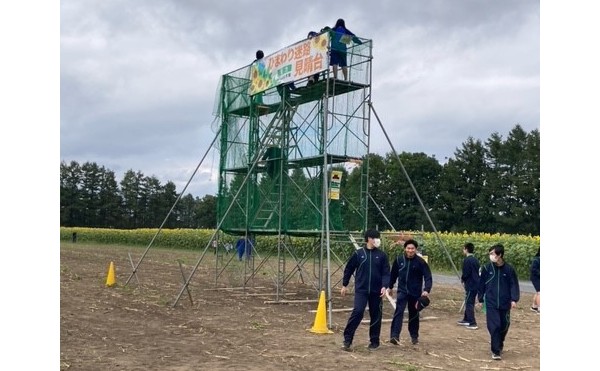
[530,306,539,313]
[457,320,469,326]
[411,337,419,345]
[389,338,399,345]
[492,353,502,360]
[368,343,379,350]
[466,324,479,330]
[342,341,351,351]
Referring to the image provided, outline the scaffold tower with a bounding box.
[213,29,373,297]
[129,29,453,312]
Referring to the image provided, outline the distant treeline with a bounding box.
[60,162,217,229]
[60,124,539,235]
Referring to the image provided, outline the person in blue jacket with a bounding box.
[341,229,390,351]
[236,235,254,261]
[329,18,362,80]
[457,242,480,329]
[236,236,246,261]
[477,244,520,361]
[387,239,432,346]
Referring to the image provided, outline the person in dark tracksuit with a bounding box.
[341,229,390,351]
[477,244,520,361]
[387,239,432,346]
[457,242,480,329]
[530,248,540,313]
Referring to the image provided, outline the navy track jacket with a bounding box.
[530,256,540,289]
[461,255,480,291]
[478,262,520,310]
[389,254,432,297]
[342,247,391,294]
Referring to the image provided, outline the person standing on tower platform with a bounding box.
[329,18,362,80]
[252,50,266,105]
[307,31,321,85]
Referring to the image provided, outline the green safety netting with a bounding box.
[213,31,373,237]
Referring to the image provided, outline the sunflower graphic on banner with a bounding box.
[249,32,330,96]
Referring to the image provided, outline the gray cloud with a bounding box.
[60,0,539,197]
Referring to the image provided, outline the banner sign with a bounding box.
[329,170,343,200]
[249,32,330,96]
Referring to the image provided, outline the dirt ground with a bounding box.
[60,243,540,370]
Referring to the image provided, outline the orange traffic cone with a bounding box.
[105,261,116,287]
[309,290,333,334]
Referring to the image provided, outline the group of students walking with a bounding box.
[341,229,539,361]
[340,230,432,351]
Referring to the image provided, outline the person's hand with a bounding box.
[380,287,386,297]
[421,291,429,297]
[341,286,347,297]
[511,301,517,309]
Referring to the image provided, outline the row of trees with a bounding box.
[60,124,539,235]
[60,163,216,229]
[357,125,539,234]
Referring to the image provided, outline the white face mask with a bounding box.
[373,238,381,248]
[489,254,498,263]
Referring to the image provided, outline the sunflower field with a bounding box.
[60,227,539,278]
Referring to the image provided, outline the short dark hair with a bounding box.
[364,229,380,242]
[404,239,418,248]
[489,244,504,258]
[307,31,318,38]
[335,18,346,28]
[464,242,475,254]
[256,50,264,60]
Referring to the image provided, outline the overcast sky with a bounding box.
[60,0,540,198]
